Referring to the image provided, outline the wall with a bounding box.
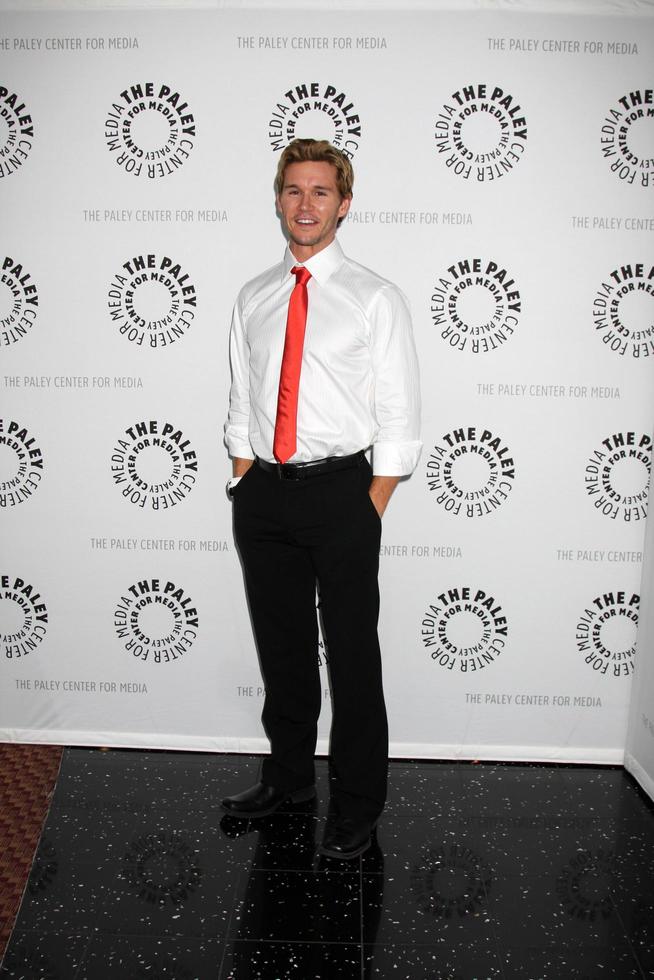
[626,480,654,798]
[1,3,653,764]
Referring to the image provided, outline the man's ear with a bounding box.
[338,195,352,220]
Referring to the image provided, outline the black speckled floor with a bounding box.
[1,751,654,979]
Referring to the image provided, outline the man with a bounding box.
[223,138,421,859]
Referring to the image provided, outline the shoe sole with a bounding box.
[221,785,316,818]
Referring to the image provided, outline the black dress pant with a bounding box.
[233,456,387,822]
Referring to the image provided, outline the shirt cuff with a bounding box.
[372,440,422,476]
[226,476,242,498]
[224,432,255,460]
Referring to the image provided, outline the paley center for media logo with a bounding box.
[1,255,38,347]
[108,253,197,348]
[104,81,196,178]
[410,842,492,919]
[584,431,651,523]
[0,418,44,508]
[576,589,638,678]
[268,81,361,156]
[556,849,616,923]
[111,420,198,510]
[431,256,522,353]
[421,585,509,673]
[600,89,653,188]
[0,84,34,178]
[114,577,199,664]
[435,83,527,181]
[123,831,201,906]
[592,262,654,359]
[1,574,48,660]
[425,426,515,517]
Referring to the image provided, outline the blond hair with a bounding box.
[274,139,354,200]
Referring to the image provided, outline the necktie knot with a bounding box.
[291,265,312,287]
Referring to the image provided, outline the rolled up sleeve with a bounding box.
[224,296,255,460]
[370,285,422,476]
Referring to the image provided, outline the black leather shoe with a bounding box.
[221,781,315,817]
[319,814,376,860]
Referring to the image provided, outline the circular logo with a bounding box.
[0,419,44,507]
[410,842,491,919]
[108,253,197,348]
[114,578,199,664]
[434,83,527,181]
[555,849,616,922]
[1,573,48,660]
[425,426,515,517]
[576,590,638,678]
[123,831,202,906]
[601,90,654,188]
[1,255,39,346]
[0,85,34,178]
[592,263,654,359]
[104,81,196,179]
[421,585,508,672]
[431,257,521,353]
[584,432,651,522]
[111,420,198,510]
[268,81,361,157]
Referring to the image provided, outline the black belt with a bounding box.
[256,451,366,481]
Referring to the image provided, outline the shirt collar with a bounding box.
[282,238,344,286]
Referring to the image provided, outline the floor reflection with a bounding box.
[1,751,653,979]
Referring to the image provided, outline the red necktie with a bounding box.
[273,265,312,464]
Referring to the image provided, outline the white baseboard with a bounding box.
[0,728,626,766]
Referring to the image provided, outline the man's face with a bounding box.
[276,160,351,260]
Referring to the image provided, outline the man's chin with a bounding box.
[290,230,321,246]
[290,225,322,245]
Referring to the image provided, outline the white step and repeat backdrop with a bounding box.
[1,2,653,767]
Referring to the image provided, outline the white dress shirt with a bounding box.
[224,238,422,476]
